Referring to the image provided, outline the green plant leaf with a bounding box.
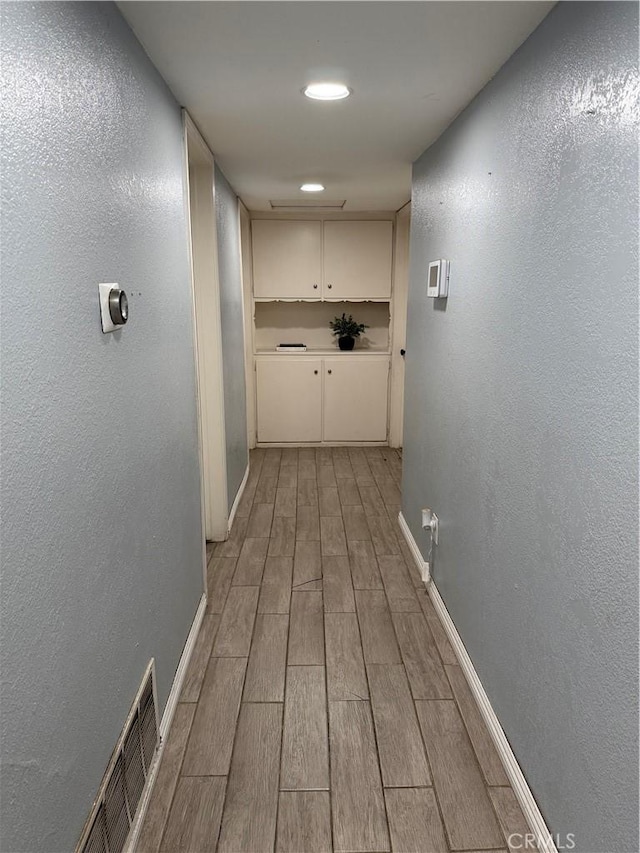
[328,312,369,338]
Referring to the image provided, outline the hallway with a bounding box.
[138,447,529,853]
[2,2,638,850]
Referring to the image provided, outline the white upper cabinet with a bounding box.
[323,221,393,300]
[252,220,322,299]
[251,219,393,300]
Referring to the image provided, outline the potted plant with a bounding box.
[329,313,368,351]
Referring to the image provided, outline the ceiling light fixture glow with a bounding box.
[303,82,351,101]
[300,183,325,192]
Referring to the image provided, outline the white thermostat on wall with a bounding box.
[427,259,450,298]
[99,283,129,333]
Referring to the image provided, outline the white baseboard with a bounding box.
[124,592,207,853]
[397,511,430,583]
[227,462,250,533]
[427,581,558,853]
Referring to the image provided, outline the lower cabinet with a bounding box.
[256,355,389,443]
[323,357,389,442]
[256,358,323,443]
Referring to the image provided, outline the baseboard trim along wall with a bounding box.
[124,592,207,853]
[397,514,558,853]
[227,462,250,533]
[398,511,430,583]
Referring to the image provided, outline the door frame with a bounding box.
[389,201,410,447]
[183,111,229,549]
[238,201,257,449]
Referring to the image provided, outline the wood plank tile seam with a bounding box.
[391,698,456,853]
[156,695,230,852]
[341,580,395,850]
[178,772,230,777]
[320,590,337,853]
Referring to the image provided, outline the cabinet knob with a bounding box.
[327,369,332,374]
[313,284,318,289]
[314,369,318,375]
[327,283,332,289]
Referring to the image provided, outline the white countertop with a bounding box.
[255,348,390,356]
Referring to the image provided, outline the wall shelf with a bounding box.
[254,300,391,353]
[255,348,390,356]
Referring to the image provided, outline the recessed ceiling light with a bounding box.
[303,82,351,101]
[300,183,325,192]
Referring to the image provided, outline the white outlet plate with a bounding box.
[422,508,439,545]
[99,282,119,333]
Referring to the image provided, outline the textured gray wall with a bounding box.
[0,4,204,850]
[402,3,639,851]
[215,164,249,509]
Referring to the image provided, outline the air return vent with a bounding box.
[269,198,346,210]
[77,661,159,853]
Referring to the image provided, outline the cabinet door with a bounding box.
[256,359,322,443]
[323,357,389,442]
[252,220,322,299]
[323,221,393,299]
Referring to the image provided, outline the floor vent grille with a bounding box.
[77,661,159,853]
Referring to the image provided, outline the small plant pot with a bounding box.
[338,336,355,351]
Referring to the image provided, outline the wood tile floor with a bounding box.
[138,447,532,853]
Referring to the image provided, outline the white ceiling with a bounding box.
[118,1,553,211]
